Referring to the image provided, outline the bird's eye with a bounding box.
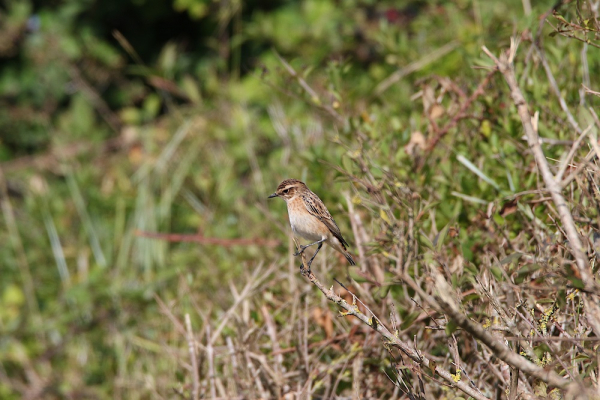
[283,189,289,194]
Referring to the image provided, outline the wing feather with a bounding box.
[302,192,350,249]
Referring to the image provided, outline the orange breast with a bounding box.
[287,198,330,241]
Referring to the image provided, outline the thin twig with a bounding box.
[430,267,573,391]
[376,41,459,94]
[185,314,200,400]
[509,367,519,400]
[426,70,495,151]
[136,230,280,247]
[504,336,600,342]
[482,42,595,292]
[260,305,283,394]
[210,263,274,343]
[583,84,600,97]
[206,324,217,399]
[352,353,363,400]
[560,149,599,188]
[296,252,491,400]
[555,123,594,181]
[225,337,242,396]
[274,50,344,123]
[534,45,582,134]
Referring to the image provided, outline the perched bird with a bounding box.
[268,179,355,271]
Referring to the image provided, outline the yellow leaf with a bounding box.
[451,370,461,382]
[380,209,391,225]
[480,119,492,137]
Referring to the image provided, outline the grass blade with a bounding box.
[457,154,500,190]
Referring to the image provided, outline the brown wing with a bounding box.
[302,191,351,249]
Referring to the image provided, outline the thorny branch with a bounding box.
[298,242,600,397]
[426,70,496,152]
[273,51,345,123]
[295,250,491,400]
[482,40,597,293]
[136,230,280,247]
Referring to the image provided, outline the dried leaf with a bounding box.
[499,199,518,217]
[405,131,426,156]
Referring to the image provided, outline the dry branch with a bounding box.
[375,40,459,95]
[184,314,200,400]
[431,270,572,390]
[296,252,491,400]
[136,230,280,247]
[482,41,596,293]
[426,70,495,151]
[399,266,587,395]
[274,51,344,123]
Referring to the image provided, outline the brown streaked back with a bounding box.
[300,189,351,250]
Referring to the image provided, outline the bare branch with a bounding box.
[555,123,594,181]
[206,324,217,399]
[431,269,572,390]
[375,40,459,95]
[296,252,491,400]
[482,43,595,292]
[534,45,582,134]
[273,51,344,123]
[185,314,200,400]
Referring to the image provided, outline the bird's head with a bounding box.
[268,179,307,201]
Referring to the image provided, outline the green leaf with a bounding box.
[457,154,500,190]
[348,267,370,283]
[400,311,421,330]
[490,266,503,281]
[554,14,568,23]
[434,221,453,251]
[380,209,391,225]
[419,233,434,250]
[445,319,459,335]
[500,252,523,265]
[566,275,585,289]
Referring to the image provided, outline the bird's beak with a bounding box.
[268,193,278,199]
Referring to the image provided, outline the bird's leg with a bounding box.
[305,242,323,273]
[293,238,326,256]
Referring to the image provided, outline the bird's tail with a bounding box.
[344,251,356,266]
[330,239,357,265]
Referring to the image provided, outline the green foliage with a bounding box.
[1,0,600,398]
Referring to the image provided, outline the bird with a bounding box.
[268,179,356,272]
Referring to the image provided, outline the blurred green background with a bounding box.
[1,0,599,398]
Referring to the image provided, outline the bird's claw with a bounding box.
[299,264,311,276]
[293,247,306,257]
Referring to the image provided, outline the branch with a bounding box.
[296,251,490,400]
[273,51,344,123]
[184,314,200,400]
[583,84,600,97]
[533,45,582,134]
[375,40,459,95]
[426,70,495,151]
[135,230,280,247]
[554,123,593,181]
[482,41,595,292]
[431,270,572,390]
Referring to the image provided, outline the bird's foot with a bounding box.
[299,263,311,276]
[293,246,307,257]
